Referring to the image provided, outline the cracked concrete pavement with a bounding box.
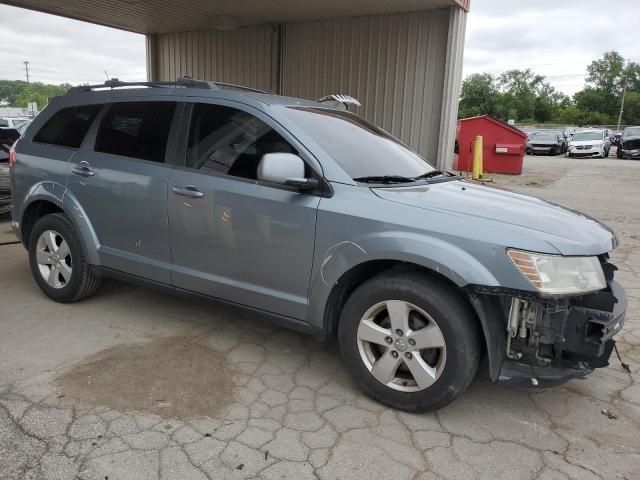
[1,155,639,479]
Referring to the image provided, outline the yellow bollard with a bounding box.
[472,135,483,180]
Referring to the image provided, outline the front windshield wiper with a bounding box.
[353,171,455,184]
[353,175,416,184]
[412,170,448,180]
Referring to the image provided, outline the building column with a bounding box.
[436,7,467,170]
[146,34,160,81]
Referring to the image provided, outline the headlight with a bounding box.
[507,249,606,294]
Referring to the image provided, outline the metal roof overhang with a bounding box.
[1,0,469,34]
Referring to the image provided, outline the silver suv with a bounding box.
[9,78,626,412]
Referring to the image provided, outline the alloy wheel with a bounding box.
[36,229,72,289]
[356,300,447,392]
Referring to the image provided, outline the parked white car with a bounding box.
[0,117,31,129]
[567,129,610,158]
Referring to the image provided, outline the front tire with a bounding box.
[338,270,482,412]
[28,213,100,303]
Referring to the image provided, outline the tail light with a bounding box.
[8,147,16,167]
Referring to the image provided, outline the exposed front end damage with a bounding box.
[472,256,626,388]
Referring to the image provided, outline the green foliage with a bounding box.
[459,73,501,118]
[0,80,70,110]
[0,80,28,106]
[459,50,640,126]
[622,91,640,125]
[15,82,71,110]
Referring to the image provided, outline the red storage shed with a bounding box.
[454,115,527,174]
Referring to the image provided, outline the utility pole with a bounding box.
[23,60,34,117]
[617,65,627,131]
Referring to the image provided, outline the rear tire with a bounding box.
[28,213,100,303]
[338,270,482,412]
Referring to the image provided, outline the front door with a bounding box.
[67,99,183,283]
[167,101,320,319]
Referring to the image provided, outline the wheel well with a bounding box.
[20,200,63,247]
[323,260,486,347]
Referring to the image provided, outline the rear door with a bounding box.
[66,98,184,283]
[167,100,321,319]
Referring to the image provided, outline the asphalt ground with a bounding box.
[1,154,639,479]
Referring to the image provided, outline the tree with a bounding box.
[15,82,71,110]
[459,73,500,118]
[534,83,567,123]
[575,51,634,120]
[498,69,545,121]
[585,51,625,95]
[457,50,639,126]
[622,91,640,125]
[0,80,28,106]
[624,62,640,91]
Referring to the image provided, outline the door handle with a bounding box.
[71,161,95,177]
[172,185,204,198]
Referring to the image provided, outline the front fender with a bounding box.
[19,182,101,265]
[307,231,500,330]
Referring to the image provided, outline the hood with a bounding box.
[621,135,640,147]
[570,139,603,147]
[372,180,616,256]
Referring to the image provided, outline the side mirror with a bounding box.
[257,153,318,190]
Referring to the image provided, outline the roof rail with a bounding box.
[212,82,271,94]
[68,76,270,94]
[68,76,218,93]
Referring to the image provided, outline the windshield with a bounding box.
[16,122,31,134]
[623,127,640,137]
[572,131,603,141]
[534,134,557,141]
[281,107,434,179]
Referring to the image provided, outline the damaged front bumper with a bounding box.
[472,258,626,388]
[620,148,640,159]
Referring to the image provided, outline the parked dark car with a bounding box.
[617,126,640,159]
[528,132,565,155]
[610,133,622,148]
[0,126,21,214]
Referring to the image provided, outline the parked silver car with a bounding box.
[567,129,611,158]
[9,78,626,411]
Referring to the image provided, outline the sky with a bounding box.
[464,0,640,95]
[0,1,638,96]
[0,4,146,85]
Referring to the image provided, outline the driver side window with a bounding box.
[186,103,298,181]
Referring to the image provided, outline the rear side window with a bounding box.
[95,101,176,162]
[33,104,102,148]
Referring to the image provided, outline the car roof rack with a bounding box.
[68,76,270,94]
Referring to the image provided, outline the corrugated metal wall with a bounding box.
[151,26,278,92]
[282,10,450,163]
[149,9,452,163]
